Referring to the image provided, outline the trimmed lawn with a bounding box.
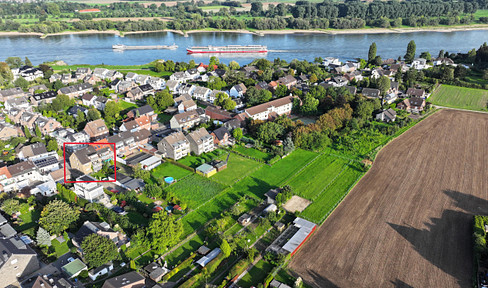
[151,162,193,182]
[16,206,41,237]
[177,149,225,168]
[119,101,138,110]
[158,113,172,123]
[300,164,364,224]
[52,238,70,257]
[429,84,488,111]
[238,260,275,288]
[211,153,263,186]
[252,149,318,187]
[287,155,349,200]
[164,174,226,209]
[164,234,205,266]
[127,212,149,226]
[233,145,272,162]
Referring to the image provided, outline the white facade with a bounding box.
[74,177,105,203]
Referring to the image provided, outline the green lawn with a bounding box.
[238,260,275,288]
[151,162,193,182]
[127,212,149,226]
[233,145,272,162]
[180,149,317,235]
[300,164,363,224]
[164,234,205,266]
[52,238,70,257]
[158,113,172,123]
[177,149,225,168]
[164,174,226,209]
[211,153,263,186]
[429,84,488,111]
[16,205,41,237]
[119,100,138,110]
[287,155,349,200]
[474,9,488,20]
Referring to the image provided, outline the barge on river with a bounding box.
[112,44,178,50]
[186,45,268,54]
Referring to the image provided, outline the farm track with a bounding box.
[289,109,488,287]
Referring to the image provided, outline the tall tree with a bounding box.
[232,128,243,141]
[87,108,101,121]
[368,42,377,63]
[81,234,119,267]
[147,212,183,253]
[39,200,80,235]
[404,40,416,63]
[220,239,232,257]
[24,57,32,67]
[1,198,21,215]
[377,76,391,95]
[47,139,58,152]
[14,77,29,89]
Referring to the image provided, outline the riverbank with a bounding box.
[2,24,488,39]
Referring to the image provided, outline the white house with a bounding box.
[73,176,105,203]
[322,57,341,66]
[411,58,429,70]
[230,83,247,98]
[244,95,295,121]
[193,86,212,102]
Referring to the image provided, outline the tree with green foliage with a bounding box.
[36,227,51,246]
[103,101,121,127]
[14,77,29,89]
[232,128,243,141]
[207,76,227,91]
[47,139,58,152]
[245,87,272,106]
[35,125,42,138]
[229,61,240,70]
[144,183,163,198]
[23,126,31,139]
[355,100,375,120]
[420,51,431,62]
[275,84,288,98]
[39,200,80,235]
[147,212,183,253]
[81,233,119,267]
[283,136,295,154]
[256,122,285,143]
[404,40,416,63]
[300,94,319,115]
[5,57,23,69]
[368,42,377,63]
[51,94,73,112]
[24,57,32,67]
[133,163,150,182]
[87,108,101,121]
[153,89,174,111]
[1,198,21,215]
[220,239,232,257]
[377,76,391,95]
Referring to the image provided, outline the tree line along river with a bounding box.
[1,30,487,65]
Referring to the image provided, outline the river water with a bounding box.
[1,30,487,65]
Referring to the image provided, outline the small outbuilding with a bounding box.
[197,245,211,255]
[196,248,221,267]
[196,163,217,177]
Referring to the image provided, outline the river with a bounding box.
[1,30,487,65]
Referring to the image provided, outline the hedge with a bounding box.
[162,253,196,281]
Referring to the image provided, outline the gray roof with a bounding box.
[0,236,37,271]
[130,105,154,116]
[102,271,145,288]
[59,83,93,95]
[0,223,17,238]
[0,87,24,98]
[7,161,36,177]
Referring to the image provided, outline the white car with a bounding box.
[67,257,75,263]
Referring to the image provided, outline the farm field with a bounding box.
[164,174,226,209]
[429,84,488,111]
[289,109,488,288]
[211,153,262,186]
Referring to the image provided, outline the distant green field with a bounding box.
[287,155,349,200]
[429,84,488,111]
[211,153,262,185]
[300,164,363,224]
[164,174,226,209]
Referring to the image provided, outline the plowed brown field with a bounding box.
[289,109,488,288]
